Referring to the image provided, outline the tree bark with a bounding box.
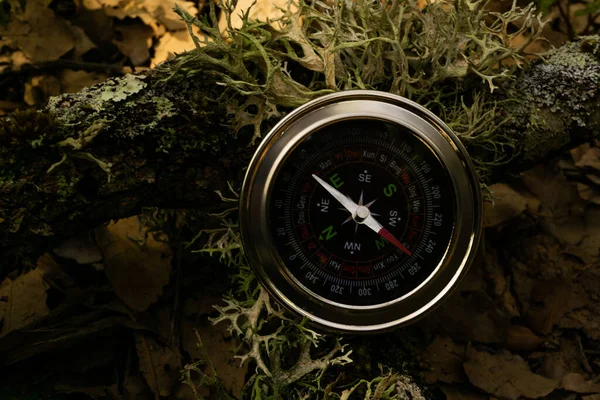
[0,36,599,278]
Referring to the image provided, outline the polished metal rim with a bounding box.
[239,90,482,333]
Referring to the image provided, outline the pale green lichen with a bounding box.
[99,74,147,102]
[174,0,550,397]
[172,0,546,151]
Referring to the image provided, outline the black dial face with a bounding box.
[268,119,456,306]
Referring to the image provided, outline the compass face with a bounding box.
[240,91,482,332]
[269,120,454,306]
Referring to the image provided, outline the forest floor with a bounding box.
[1,0,600,399]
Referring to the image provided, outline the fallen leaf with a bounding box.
[59,70,108,94]
[53,234,103,264]
[484,183,529,228]
[560,373,600,394]
[463,344,558,400]
[70,24,96,57]
[123,375,151,400]
[182,320,247,399]
[24,75,61,106]
[83,0,197,35]
[95,216,172,312]
[505,324,545,351]
[0,268,50,337]
[0,0,75,63]
[423,336,465,384]
[538,339,587,380]
[218,0,297,32]
[135,333,180,398]
[440,384,488,400]
[524,278,589,335]
[419,289,509,344]
[113,21,154,65]
[151,28,208,66]
[55,383,121,399]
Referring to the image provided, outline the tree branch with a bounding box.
[0,32,599,278]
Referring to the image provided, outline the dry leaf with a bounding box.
[113,22,154,65]
[53,234,103,264]
[0,0,75,63]
[59,70,108,94]
[484,183,529,228]
[420,289,509,344]
[24,75,61,106]
[218,0,297,32]
[505,324,545,352]
[182,320,247,399]
[135,333,180,397]
[524,278,589,335]
[0,268,50,337]
[463,345,558,400]
[95,217,172,312]
[83,0,197,35]
[560,373,600,394]
[55,383,121,399]
[70,24,96,57]
[151,28,208,66]
[423,336,465,384]
[440,385,488,400]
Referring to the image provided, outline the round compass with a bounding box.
[239,91,482,333]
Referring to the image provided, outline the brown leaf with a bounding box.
[151,28,208,67]
[525,278,589,335]
[440,384,487,400]
[59,70,108,94]
[83,0,197,34]
[95,217,172,312]
[463,344,558,400]
[505,324,545,351]
[54,234,103,264]
[484,183,529,228]
[423,336,466,384]
[182,320,247,399]
[218,0,296,31]
[135,333,180,398]
[560,373,600,394]
[0,0,75,63]
[113,22,153,66]
[24,75,61,106]
[0,267,49,337]
[55,383,121,399]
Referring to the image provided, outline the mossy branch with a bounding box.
[0,0,599,285]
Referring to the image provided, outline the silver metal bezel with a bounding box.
[239,90,482,333]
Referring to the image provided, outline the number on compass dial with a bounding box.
[269,120,455,306]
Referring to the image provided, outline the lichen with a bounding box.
[175,0,551,397]
[172,0,546,148]
[509,35,600,162]
[519,36,600,128]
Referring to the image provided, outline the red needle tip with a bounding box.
[378,227,412,256]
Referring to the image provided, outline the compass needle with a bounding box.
[240,91,482,332]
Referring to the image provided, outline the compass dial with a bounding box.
[240,91,482,332]
[269,119,454,306]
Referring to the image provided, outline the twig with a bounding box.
[557,0,574,41]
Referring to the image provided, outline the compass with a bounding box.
[239,91,482,333]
